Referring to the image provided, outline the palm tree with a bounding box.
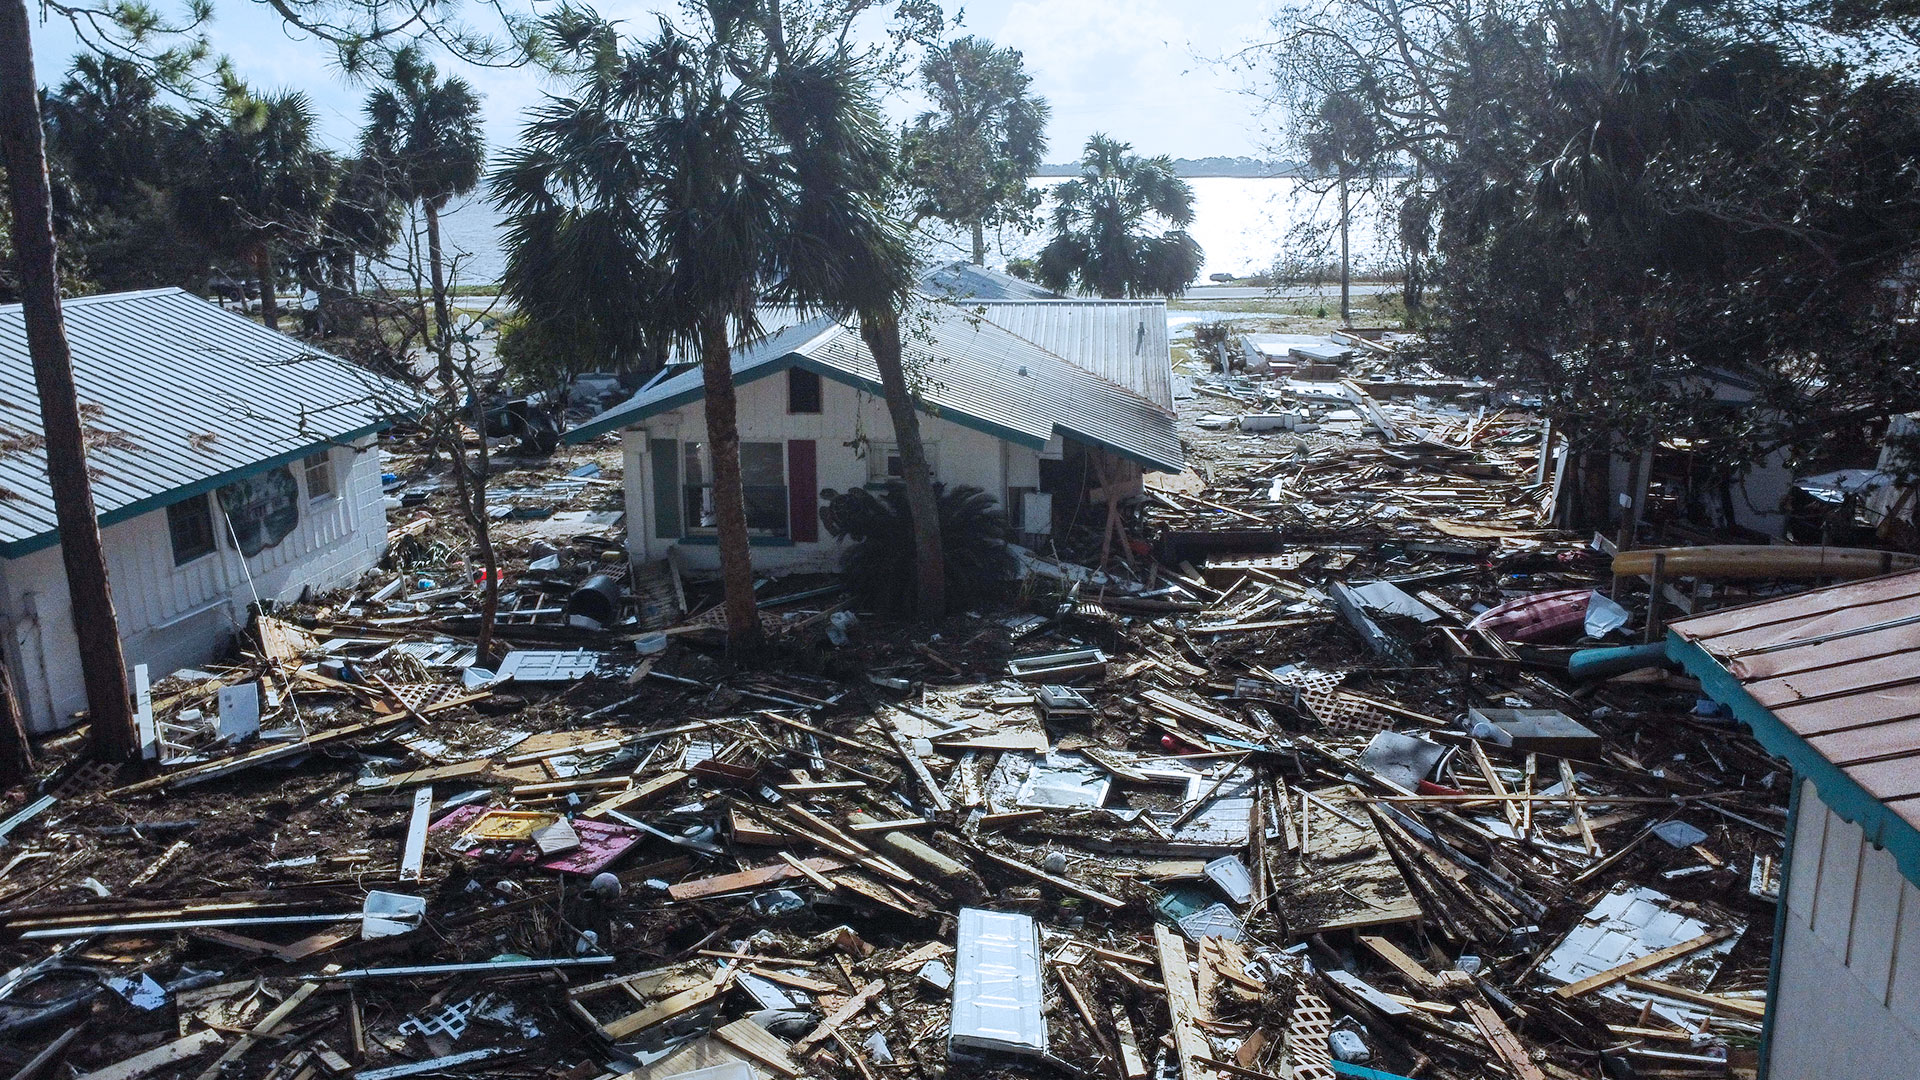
[758,25,945,616]
[176,91,335,330]
[1035,134,1204,299]
[360,46,485,386]
[901,36,1051,266]
[498,13,787,652]
[498,3,952,642]
[1302,91,1383,325]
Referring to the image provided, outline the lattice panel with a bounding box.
[1285,992,1338,1080]
[387,682,470,713]
[1271,670,1397,735]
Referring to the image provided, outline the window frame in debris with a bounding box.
[787,367,823,414]
[166,494,218,566]
[866,441,938,487]
[302,450,336,502]
[681,439,790,537]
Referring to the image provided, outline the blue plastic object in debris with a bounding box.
[1567,642,1670,681]
[1333,1062,1421,1080]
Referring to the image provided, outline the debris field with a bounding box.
[0,330,1801,1080]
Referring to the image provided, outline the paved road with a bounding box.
[1180,282,1397,301]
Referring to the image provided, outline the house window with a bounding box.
[682,441,789,536]
[303,451,335,500]
[167,495,216,565]
[868,443,937,486]
[788,368,822,414]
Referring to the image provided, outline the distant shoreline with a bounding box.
[1034,160,1308,179]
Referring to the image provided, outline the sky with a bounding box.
[26,0,1286,161]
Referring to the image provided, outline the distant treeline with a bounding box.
[1034,156,1306,178]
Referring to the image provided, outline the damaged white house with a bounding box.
[567,266,1183,574]
[0,289,423,732]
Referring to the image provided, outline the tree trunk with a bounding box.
[464,356,499,665]
[861,312,945,618]
[697,309,763,654]
[970,220,986,266]
[0,653,32,788]
[0,1,138,762]
[425,199,454,388]
[255,245,279,330]
[1338,171,1351,327]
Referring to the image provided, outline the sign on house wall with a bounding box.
[218,466,300,556]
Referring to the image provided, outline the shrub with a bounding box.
[819,484,1017,615]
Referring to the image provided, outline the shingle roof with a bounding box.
[1669,569,1920,885]
[566,306,1184,473]
[964,300,1172,409]
[0,288,428,556]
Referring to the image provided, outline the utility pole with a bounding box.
[1,0,139,761]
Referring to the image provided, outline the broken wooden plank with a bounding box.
[1460,998,1547,1080]
[601,969,734,1041]
[793,979,885,1053]
[77,1030,225,1080]
[714,1018,801,1078]
[192,978,324,1080]
[362,760,490,791]
[666,858,846,901]
[885,728,952,813]
[1154,924,1214,1080]
[1621,977,1767,1019]
[1359,935,1442,994]
[969,846,1126,910]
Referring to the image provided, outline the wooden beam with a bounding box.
[1552,929,1735,1000]
[792,980,885,1053]
[1622,977,1766,1019]
[1461,998,1547,1080]
[601,970,733,1041]
[192,978,323,1080]
[1359,935,1442,994]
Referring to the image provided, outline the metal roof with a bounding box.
[567,306,1184,473]
[917,262,1061,301]
[965,300,1172,409]
[1669,569,1920,886]
[0,288,429,556]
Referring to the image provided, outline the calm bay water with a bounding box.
[424,176,1393,289]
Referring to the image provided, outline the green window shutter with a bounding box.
[650,439,681,538]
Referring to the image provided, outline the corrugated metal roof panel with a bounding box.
[1671,568,1920,835]
[0,288,428,552]
[571,306,1184,473]
[918,261,1061,301]
[968,300,1173,409]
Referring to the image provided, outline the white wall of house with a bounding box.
[1767,778,1920,1079]
[0,437,387,732]
[620,368,1042,574]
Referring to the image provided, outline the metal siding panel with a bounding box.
[1849,839,1905,1000]
[1812,812,1864,951]
[1789,779,1829,915]
[1890,884,1920,1015]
